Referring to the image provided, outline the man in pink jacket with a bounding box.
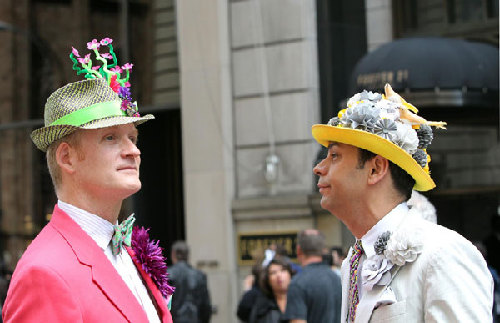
[3,38,173,322]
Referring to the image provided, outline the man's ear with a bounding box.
[56,142,76,175]
[366,155,389,186]
[296,245,303,257]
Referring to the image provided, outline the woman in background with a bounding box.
[248,258,293,323]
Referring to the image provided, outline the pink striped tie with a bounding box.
[348,240,364,322]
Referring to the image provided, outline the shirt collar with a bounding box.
[360,202,409,258]
[57,200,115,251]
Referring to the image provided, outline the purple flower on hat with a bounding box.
[100,37,113,46]
[110,66,123,73]
[101,53,113,59]
[87,39,100,50]
[72,47,80,57]
[119,87,132,101]
[122,63,134,70]
[121,100,130,111]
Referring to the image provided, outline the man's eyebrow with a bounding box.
[328,142,339,149]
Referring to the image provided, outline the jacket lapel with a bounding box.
[126,247,173,323]
[340,247,353,322]
[50,205,148,323]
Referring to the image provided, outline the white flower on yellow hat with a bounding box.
[393,123,419,154]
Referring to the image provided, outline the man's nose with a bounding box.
[122,138,141,157]
[313,158,326,176]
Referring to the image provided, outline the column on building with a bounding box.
[176,0,237,322]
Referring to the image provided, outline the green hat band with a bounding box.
[50,100,126,126]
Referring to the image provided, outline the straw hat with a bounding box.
[312,84,446,191]
[31,37,154,152]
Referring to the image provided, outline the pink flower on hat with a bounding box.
[87,39,100,50]
[100,38,113,46]
[122,63,134,70]
[110,66,122,73]
[77,54,91,64]
[71,47,80,58]
[109,75,120,93]
[101,53,112,59]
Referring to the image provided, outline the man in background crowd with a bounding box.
[168,241,212,323]
[282,229,341,323]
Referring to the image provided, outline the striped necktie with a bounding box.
[348,240,364,322]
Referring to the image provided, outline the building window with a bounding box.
[447,0,493,24]
[316,0,367,122]
[393,0,499,44]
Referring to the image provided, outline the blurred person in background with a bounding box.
[330,246,344,277]
[248,258,294,323]
[274,243,301,275]
[484,215,500,274]
[407,190,437,223]
[168,241,212,323]
[282,229,341,323]
[474,241,500,323]
[237,261,265,322]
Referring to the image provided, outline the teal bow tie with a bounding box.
[111,214,135,256]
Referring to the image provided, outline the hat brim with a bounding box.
[31,114,154,152]
[312,124,435,191]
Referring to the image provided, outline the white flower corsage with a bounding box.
[362,229,423,289]
[384,229,423,266]
[361,254,394,290]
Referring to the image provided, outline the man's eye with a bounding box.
[331,153,337,159]
[105,135,114,141]
[130,136,138,144]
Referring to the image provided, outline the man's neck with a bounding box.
[57,189,122,224]
[344,194,405,239]
[300,255,323,267]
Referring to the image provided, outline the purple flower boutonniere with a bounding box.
[131,227,175,298]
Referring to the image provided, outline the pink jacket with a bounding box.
[3,205,173,323]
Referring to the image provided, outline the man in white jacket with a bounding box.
[312,84,492,322]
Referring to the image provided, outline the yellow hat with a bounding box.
[312,84,446,191]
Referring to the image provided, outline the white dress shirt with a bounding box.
[357,202,408,299]
[58,200,161,323]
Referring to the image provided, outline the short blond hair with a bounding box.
[46,131,82,190]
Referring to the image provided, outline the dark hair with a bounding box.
[274,244,288,257]
[297,229,325,256]
[259,258,293,298]
[357,148,414,201]
[171,240,189,262]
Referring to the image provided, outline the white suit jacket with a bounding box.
[340,211,493,323]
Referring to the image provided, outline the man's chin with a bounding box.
[119,181,142,198]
